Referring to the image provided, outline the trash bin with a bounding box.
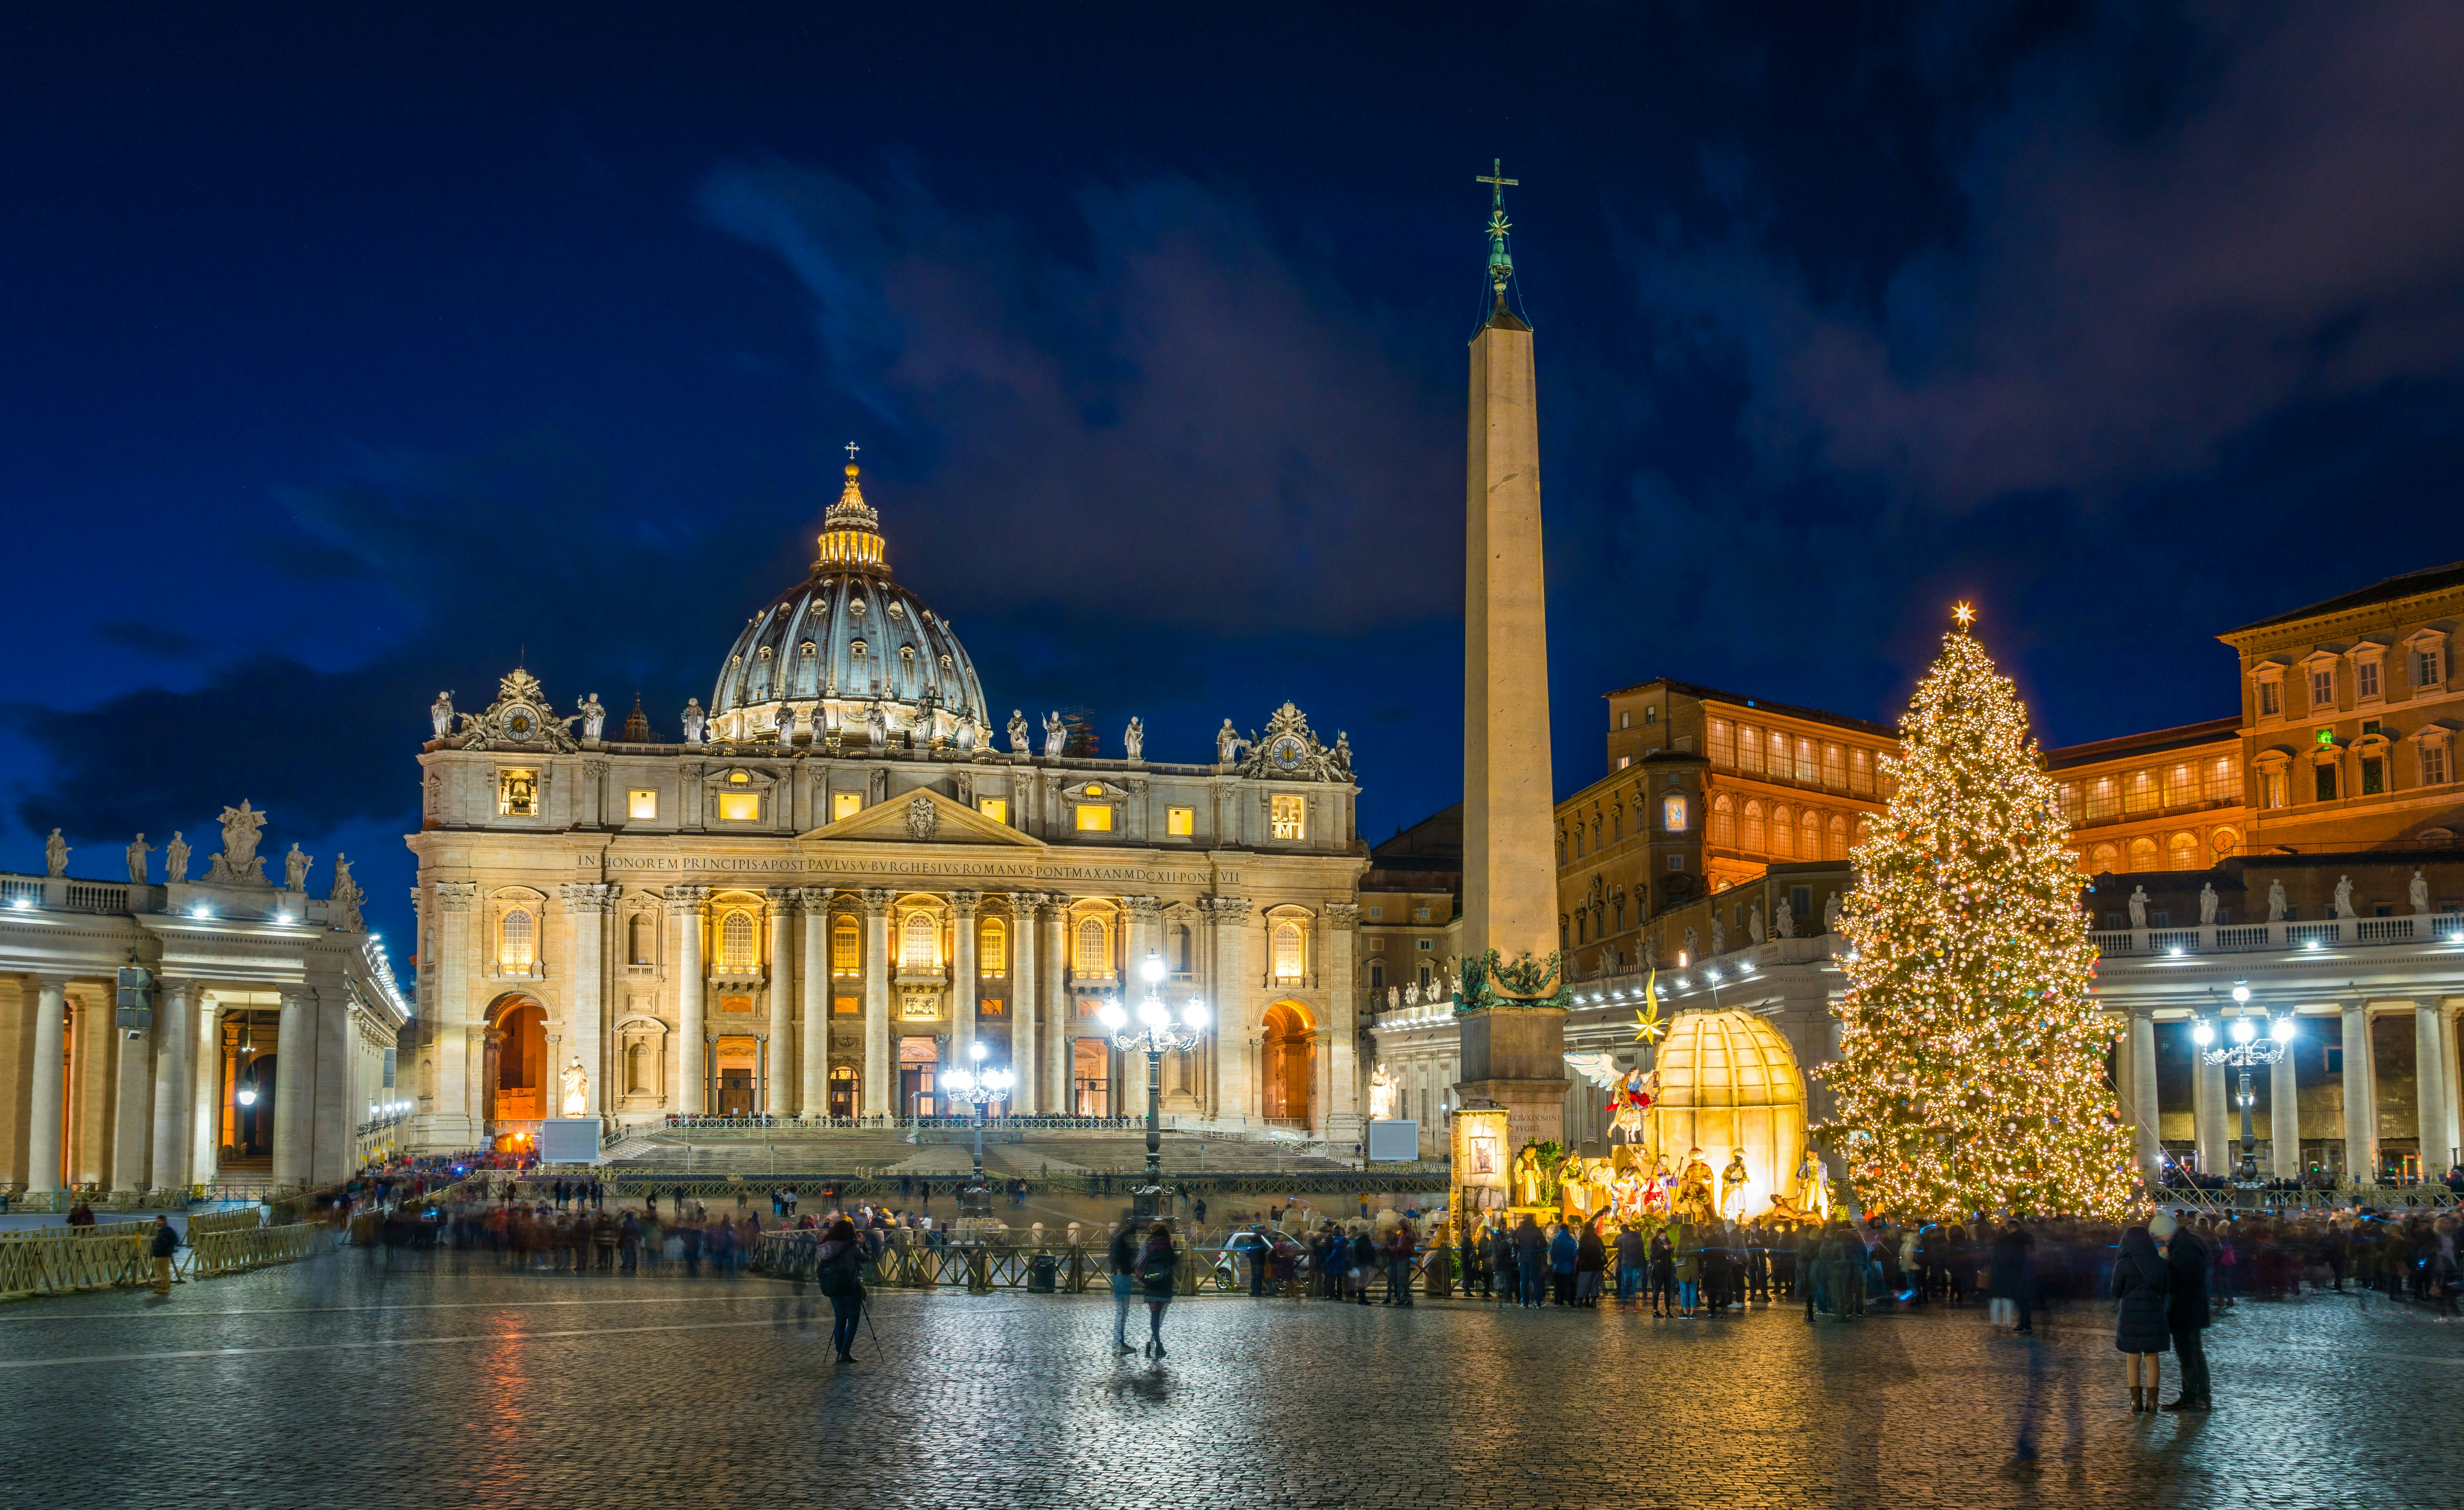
[1029,1252,1059,1293]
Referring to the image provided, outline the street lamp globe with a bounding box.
[1097,1000,1127,1031]
[1138,996,1168,1028]
[1181,1000,1209,1029]
[2230,1015,2255,1044]
[2231,984,2251,1004]
[970,1039,988,1062]
[1141,951,1167,985]
[2270,1016,2296,1044]
[2192,1021,2214,1047]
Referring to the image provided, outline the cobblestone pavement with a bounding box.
[0,1254,2456,1510]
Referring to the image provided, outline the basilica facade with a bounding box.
[405,463,1368,1148]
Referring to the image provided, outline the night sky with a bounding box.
[8,4,2464,949]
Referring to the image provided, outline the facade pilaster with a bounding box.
[1324,901,1361,1140]
[562,883,614,1118]
[765,887,796,1116]
[2193,1037,2227,1176]
[860,888,893,1118]
[2128,1006,2160,1176]
[2442,999,2463,1175]
[1010,893,1042,1112]
[2416,1002,2448,1176]
[110,998,153,1195]
[798,889,831,1114]
[2341,1001,2377,1180]
[1040,898,1068,1114]
[950,891,981,1069]
[432,882,478,1142]
[25,975,67,1195]
[666,885,708,1115]
[190,994,220,1184]
[1205,897,1254,1127]
[272,984,315,1189]
[311,978,350,1185]
[2270,1023,2300,1177]
[1123,895,1162,976]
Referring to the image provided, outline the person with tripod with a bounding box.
[815,1219,867,1364]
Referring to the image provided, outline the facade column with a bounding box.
[190,994,220,1185]
[111,992,154,1195]
[272,985,315,1189]
[2128,1007,2160,1176]
[1206,897,1254,1128]
[25,975,67,1195]
[432,882,478,1143]
[562,883,612,1118]
[2341,1002,2377,1180]
[2442,999,2463,1176]
[667,885,708,1115]
[1009,894,1041,1113]
[950,891,981,1071]
[1325,902,1361,1140]
[798,888,831,1115]
[1041,898,1069,1116]
[2416,1002,2449,1177]
[764,887,796,1116]
[2270,1023,2300,1179]
[2193,1036,2227,1177]
[311,980,351,1186]
[860,888,893,1118]
[149,979,194,1192]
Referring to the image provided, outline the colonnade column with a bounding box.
[2127,1006,2160,1176]
[271,985,314,1189]
[1204,897,1254,1128]
[2341,1002,2377,1180]
[311,979,350,1186]
[148,979,194,1193]
[1010,894,1042,1113]
[764,887,796,1116]
[109,988,155,1194]
[2442,999,2463,1175]
[1040,898,1068,1115]
[2271,1026,2300,1178]
[2193,1039,2227,1176]
[2416,1002,2449,1177]
[1324,903,1361,1139]
[950,891,980,1071]
[564,884,611,1118]
[798,889,830,1114]
[191,993,221,1185]
[25,975,67,1195]
[667,886,707,1116]
[432,882,477,1139]
[860,888,893,1118]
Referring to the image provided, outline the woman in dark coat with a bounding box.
[2111,1226,2173,1412]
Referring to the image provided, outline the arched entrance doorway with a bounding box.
[488,997,548,1122]
[1261,1000,1314,1130]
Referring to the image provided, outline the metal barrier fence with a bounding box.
[188,1222,327,1278]
[749,1231,1466,1299]
[0,1227,147,1297]
[601,1171,1447,1201]
[186,1207,267,1239]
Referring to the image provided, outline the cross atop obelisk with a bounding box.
[1476,160,1519,298]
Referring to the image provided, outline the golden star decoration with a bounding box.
[1952,601,1976,630]
[1632,971,1666,1043]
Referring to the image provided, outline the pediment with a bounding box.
[797,787,1045,849]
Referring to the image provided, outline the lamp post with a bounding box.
[942,1040,1014,1220]
[1098,951,1209,1219]
[2191,983,2295,1186]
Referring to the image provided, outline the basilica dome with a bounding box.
[708,463,991,749]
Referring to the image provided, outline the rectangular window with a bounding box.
[2315,764,2338,802]
[1667,853,1685,871]
[1075,804,1113,832]
[1366,906,1383,920]
[627,788,658,820]
[1618,710,1630,730]
[2262,771,2287,809]
[2123,770,2157,814]
[498,769,539,817]
[1166,806,1195,836]
[2161,764,2194,807]
[1823,744,1846,788]
[977,797,1007,825]
[831,792,863,822]
[1270,794,1305,840]
[2058,784,2081,822]
[833,995,859,1017]
[2358,659,2381,699]
[1616,755,1631,770]
[1738,724,1762,775]
[2258,680,2280,716]
[2418,648,2446,690]
[2361,756,2385,795]
[1415,938,1434,952]
[2311,668,2335,712]
[1794,737,1816,782]
[2205,758,2242,803]
[1707,719,1735,767]
[1849,748,1873,795]
[1413,906,1431,922]
[2085,778,2119,819]
[1644,705,1658,723]
[717,792,760,822]
[2425,743,2451,786]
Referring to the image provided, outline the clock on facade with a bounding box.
[502,705,539,741]
[1269,734,1306,771]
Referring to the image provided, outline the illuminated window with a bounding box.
[1827,814,1848,860]
[2258,680,2280,716]
[1742,800,1766,854]
[901,912,939,970]
[828,1063,858,1114]
[1800,811,1820,859]
[1272,919,1305,982]
[728,769,749,785]
[717,792,760,822]
[627,789,658,820]
[2126,836,2159,871]
[1770,730,1789,775]
[1770,805,1793,859]
[1661,793,1686,832]
[718,911,756,972]
[1849,747,1873,795]
[1167,806,1195,836]
[832,995,859,1018]
[1085,784,1103,797]
[1822,744,1845,788]
[2310,667,2335,712]
[1707,719,1734,767]
[2090,843,2120,874]
[498,769,539,817]
[2167,833,2198,870]
[627,914,652,965]
[1710,794,1735,847]
[2162,764,2194,807]
[977,797,1008,824]
[498,909,535,974]
[1075,803,1113,832]
[1793,737,1815,782]
[832,792,863,822]
[1074,916,1111,976]
[2084,777,2119,819]
[1738,724,1762,775]
[2205,758,2241,803]
[2262,769,2287,809]
[1271,794,1305,840]
[832,915,859,975]
[2123,771,2157,815]
[980,917,1006,978]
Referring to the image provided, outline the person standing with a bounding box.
[1615,1221,1648,1310]
[1989,1221,2036,1333]
[148,1215,181,1295]
[2156,1211,2213,1411]
[1384,1220,1417,1307]
[1108,1219,1140,1352]
[1649,1227,1677,1317]
[1513,1213,1546,1308]
[1137,1220,1178,1357]
[2111,1225,2173,1413]
[1575,1218,1607,1309]
[815,1219,866,1363]
[1548,1221,1579,1307]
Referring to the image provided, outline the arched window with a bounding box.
[1826,814,1848,860]
[832,914,859,975]
[499,910,535,974]
[626,1042,648,1094]
[1710,795,1735,847]
[1662,793,1687,832]
[627,913,652,965]
[1075,916,1111,976]
[901,911,939,970]
[2210,827,2239,860]
[979,917,1006,978]
[1855,815,1873,844]
[1742,801,1766,854]
[2167,833,2199,871]
[827,1064,858,1119]
[718,911,756,973]
[1272,920,1306,982]
[1770,806,1793,859]
[1800,811,1820,860]
[2127,836,2160,871]
[2091,842,2120,874]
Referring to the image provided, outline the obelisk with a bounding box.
[1454,161,1568,1160]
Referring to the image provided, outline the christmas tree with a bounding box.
[1815,606,2141,1219]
